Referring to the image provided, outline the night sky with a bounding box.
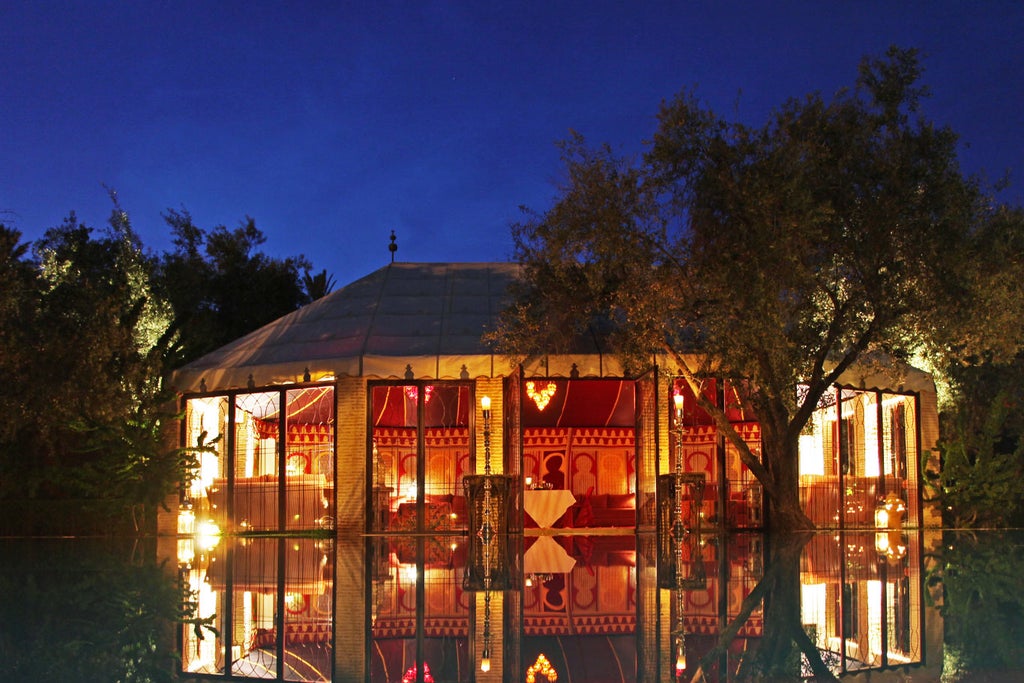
[3,2,1022,288]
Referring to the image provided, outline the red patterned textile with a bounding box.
[372,617,470,638]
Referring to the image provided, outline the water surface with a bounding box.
[2,530,1022,682]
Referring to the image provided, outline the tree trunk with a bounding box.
[762,422,815,533]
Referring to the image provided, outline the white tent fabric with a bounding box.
[172,262,529,392]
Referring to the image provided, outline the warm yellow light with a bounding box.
[480,396,491,412]
[673,393,685,413]
[526,653,558,682]
[177,508,196,535]
[675,650,687,672]
[526,381,557,411]
[525,476,533,487]
[196,520,221,551]
[177,539,195,566]
[480,656,491,673]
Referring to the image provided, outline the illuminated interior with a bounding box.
[520,378,638,530]
[182,385,335,535]
[798,388,918,528]
[670,379,764,529]
[369,383,472,534]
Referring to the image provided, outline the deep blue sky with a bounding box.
[3,2,1022,288]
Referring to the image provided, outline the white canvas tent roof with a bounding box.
[171,262,526,392]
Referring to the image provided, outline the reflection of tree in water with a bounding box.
[936,530,1024,680]
[691,533,839,682]
[0,539,186,682]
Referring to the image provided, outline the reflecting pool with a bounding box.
[2,530,1024,682]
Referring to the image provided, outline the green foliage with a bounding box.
[0,209,175,511]
[934,358,1024,527]
[0,197,324,534]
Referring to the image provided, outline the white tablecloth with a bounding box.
[524,489,576,528]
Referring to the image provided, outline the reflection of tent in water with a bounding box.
[370,638,468,683]
[231,641,333,681]
[522,637,636,682]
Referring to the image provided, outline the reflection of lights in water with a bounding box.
[526,653,557,682]
[177,538,195,566]
[875,531,908,562]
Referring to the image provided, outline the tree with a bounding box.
[1,197,328,533]
[0,225,41,447]
[302,268,337,302]
[0,204,183,530]
[491,47,1019,532]
[155,209,313,365]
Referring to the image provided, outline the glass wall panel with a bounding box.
[880,393,918,525]
[183,396,229,535]
[800,388,919,529]
[371,385,419,534]
[520,378,638,530]
[370,383,471,534]
[284,387,335,531]
[670,378,762,529]
[234,391,281,532]
[185,385,335,534]
[842,390,878,527]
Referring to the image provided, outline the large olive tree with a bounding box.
[493,47,1018,532]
